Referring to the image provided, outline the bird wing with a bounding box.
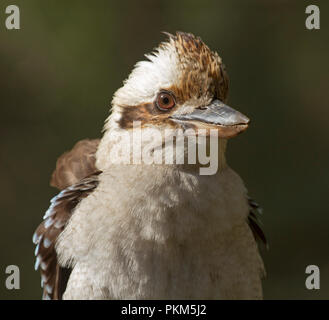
[50,139,100,190]
[33,171,101,299]
[247,196,268,249]
[33,139,101,300]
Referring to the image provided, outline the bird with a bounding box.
[33,31,266,300]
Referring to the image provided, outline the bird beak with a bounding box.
[170,100,250,138]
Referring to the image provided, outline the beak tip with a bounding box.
[238,113,250,125]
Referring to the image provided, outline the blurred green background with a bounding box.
[0,0,328,299]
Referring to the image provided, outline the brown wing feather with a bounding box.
[34,139,101,300]
[247,197,268,249]
[50,139,100,190]
[33,172,101,299]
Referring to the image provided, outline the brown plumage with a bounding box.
[248,198,268,249]
[33,139,101,299]
[169,32,229,103]
[50,139,100,190]
[118,32,229,130]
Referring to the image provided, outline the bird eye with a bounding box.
[156,91,176,111]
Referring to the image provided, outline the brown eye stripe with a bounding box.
[118,103,153,129]
[118,103,170,129]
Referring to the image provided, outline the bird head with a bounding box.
[111,31,249,136]
[97,32,250,172]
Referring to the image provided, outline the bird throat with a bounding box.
[96,125,227,176]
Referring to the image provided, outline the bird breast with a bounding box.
[56,164,257,299]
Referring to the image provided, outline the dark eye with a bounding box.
[156,91,176,111]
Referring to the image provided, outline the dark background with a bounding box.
[0,0,328,299]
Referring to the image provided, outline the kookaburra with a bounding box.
[33,32,266,300]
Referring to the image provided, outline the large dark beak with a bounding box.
[170,100,250,138]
